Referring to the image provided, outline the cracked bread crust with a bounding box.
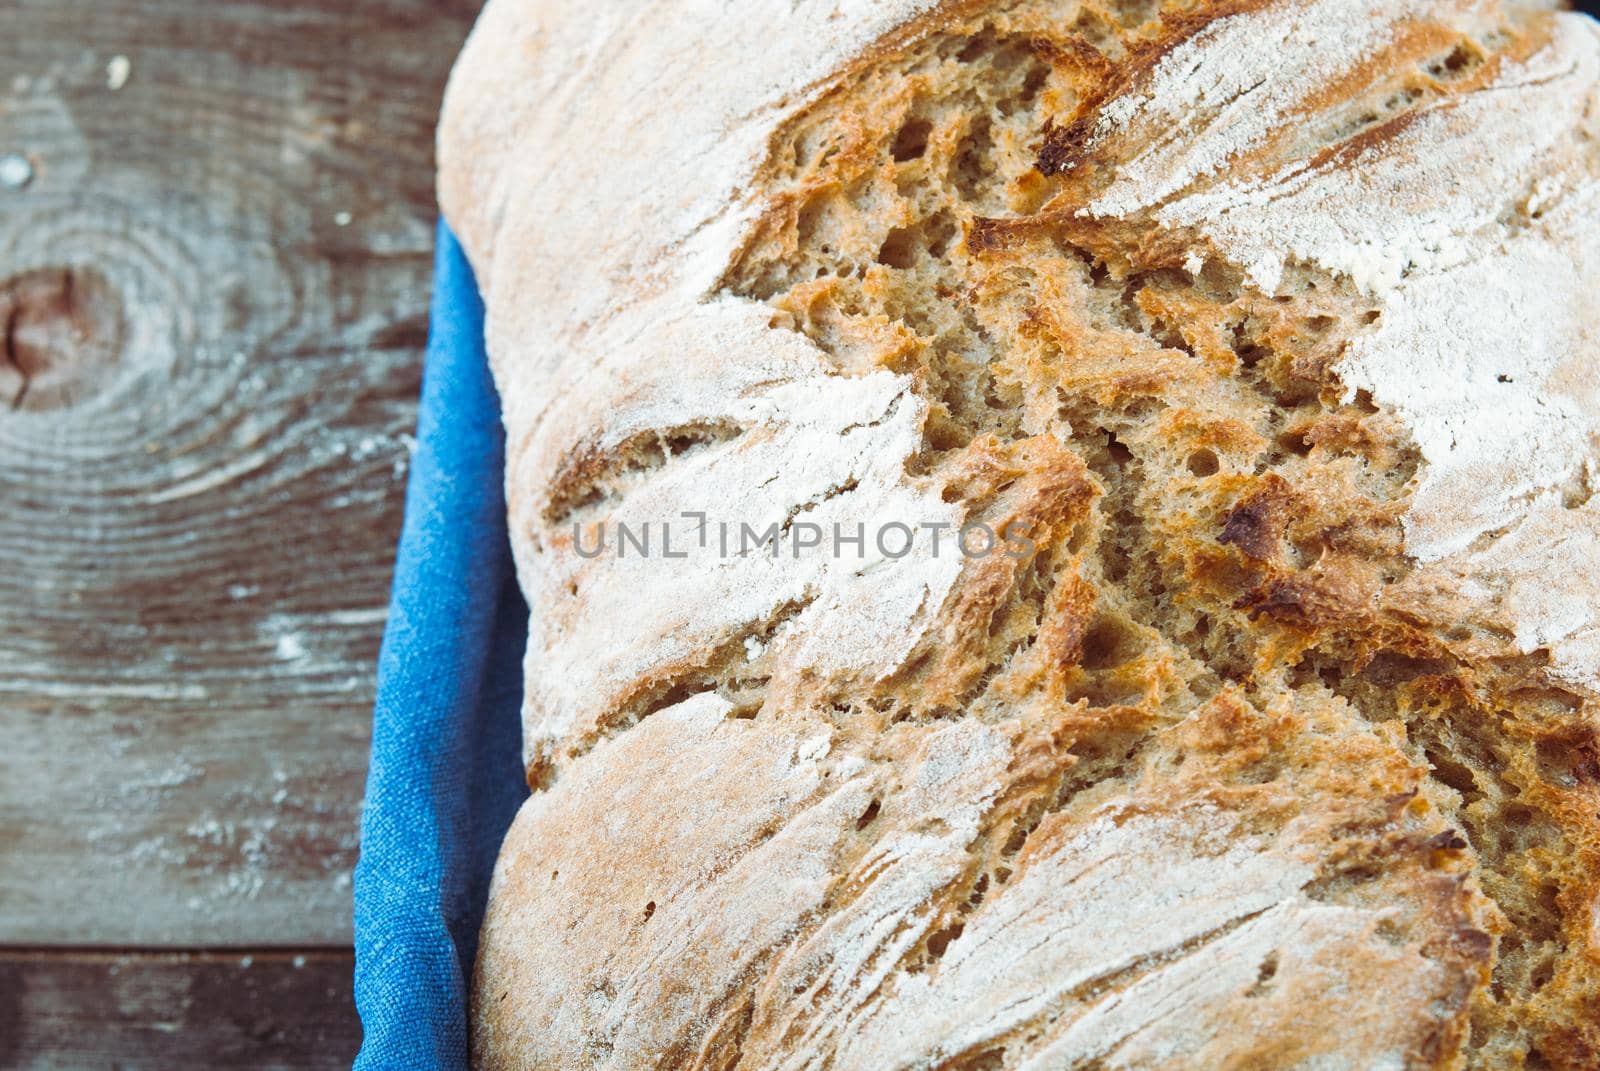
[439,1,1600,1068]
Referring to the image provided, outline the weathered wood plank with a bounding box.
[0,949,360,1070]
[0,0,480,944]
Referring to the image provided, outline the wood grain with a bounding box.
[0,0,480,944]
[0,949,359,1069]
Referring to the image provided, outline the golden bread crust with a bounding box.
[441,1,1600,1067]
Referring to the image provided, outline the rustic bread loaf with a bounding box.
[438,1,1600,1067]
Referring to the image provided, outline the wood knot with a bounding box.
[0,266,123,411]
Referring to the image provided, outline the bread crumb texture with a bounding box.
[438,0,1600,1068]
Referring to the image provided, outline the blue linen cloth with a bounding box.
[353,223,530,1070]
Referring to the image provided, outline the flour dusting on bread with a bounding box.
[441,1,1600,1067]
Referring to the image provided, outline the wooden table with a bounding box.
[0,1,480,1064]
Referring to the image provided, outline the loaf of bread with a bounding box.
[438,1,1600,1067]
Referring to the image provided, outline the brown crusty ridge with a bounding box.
[438,1,1600,1068]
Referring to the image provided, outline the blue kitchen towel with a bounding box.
[353,222,530,1070]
